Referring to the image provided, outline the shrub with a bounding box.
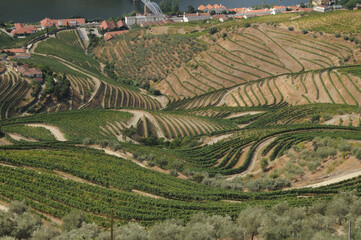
[61,210,86,232]
[82,137,93,145]
[170,169,179,177]
[311,114,321,123]
[261,158,269,172]
[335,33,341,38]
[302,29,308,34]
[244,23,251,28]
[209,27,218,35]
[288,26,294,31]
[343,36,349,40]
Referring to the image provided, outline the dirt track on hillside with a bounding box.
[119,110,166,139]
[26,124,67,141]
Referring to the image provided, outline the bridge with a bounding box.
[140,0,163,15]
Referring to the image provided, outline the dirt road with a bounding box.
[119,110,166,139]
[26,124,67,141]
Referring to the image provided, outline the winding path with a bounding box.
[25,124,67,141]
[119,110,167,139]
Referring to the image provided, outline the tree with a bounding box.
[172,0,179,13]
[12,212,42,240]
[210,27,218,35]
[238,206,267,240]
[148,219,183,240]
[61,210,86,232]
[261,158,269,172]
[187,5,196,13]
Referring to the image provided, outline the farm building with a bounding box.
[313,5,332,12]
[16,65,42,78]
[211,14,229,22]
[99,20,126,31]
[125,15,165,26]
[2,48,31,59]
[11,23,38,36]
[40,18,86,29]
[104,30,129,41]
[183,12,211,22]
[198,4,228,14]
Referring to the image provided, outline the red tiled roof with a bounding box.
[41,18,86,27]
[205,4,213,9]
[11,23,38,35]
[17,65,42,76]
[3,48,26,53]
[104,30,129,41]
[229,8,248,12]
[199,12,211,16]
[198,5,206,11]
[100,20,125,30]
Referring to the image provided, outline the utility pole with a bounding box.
[110,208,114,240]
[349,219,351,240]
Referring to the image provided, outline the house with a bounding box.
[17,65,42,78]
[40,18,86,29]
[125,15,165,26]
[312,0,331,5]
[99,20,126,31]
[3,48,27,54]
[313,5,331,12]
[211,14,229,22]
[198,4,228,14]
[228,8,249,13]
[104,30,129,41]
[11,23,38,35]
[183,12,211,22]
[2,48,31,59]
[271,6,287,14]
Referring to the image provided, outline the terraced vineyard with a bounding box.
[166,68,361,110]
[0,70,31,120]
[3,11,361,237]
[93,33,206,84]
[155,25,356,100]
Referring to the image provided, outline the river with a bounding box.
[0,0,303,22]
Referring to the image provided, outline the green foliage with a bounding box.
[2,109,133,141]
[2,125,56,141]
[261,158,269,172]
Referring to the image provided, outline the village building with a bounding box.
[198,4,228,14]
[211,14,229,22]
[312,0,335,5]
[125,15,165,26]
[313,5,332,12]
[2,49,31,59]
[271,6,287,14]
[183,12,211,22]
[104,30,129,41]
[40,18,86,29]
[11,23,38,36]
[16,65,42,78]
[99,20,126,31]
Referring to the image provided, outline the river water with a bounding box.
[0,0,302,22]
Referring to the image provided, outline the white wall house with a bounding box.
[313,5,331,12]
[125,15,165,26]
[183,12,211,22]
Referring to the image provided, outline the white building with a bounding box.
[183,12,211,22]
[313,5,331,12]
[125,15,165,26]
